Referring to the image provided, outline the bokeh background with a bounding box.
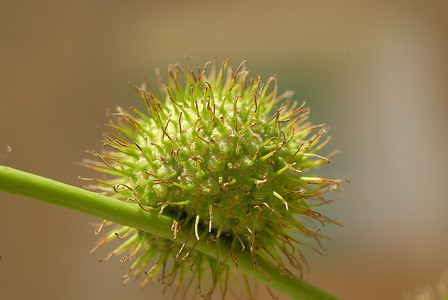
[1,1,448,299]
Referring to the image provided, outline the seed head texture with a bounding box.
[84,59,344,297]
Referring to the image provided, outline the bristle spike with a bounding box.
[194,215,201,241]
[208,204,213,233]
[273,191,289,210]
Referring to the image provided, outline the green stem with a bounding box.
[0,165,339,300]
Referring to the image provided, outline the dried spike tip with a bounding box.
[84,58,345,298]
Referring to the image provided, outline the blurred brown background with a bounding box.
[1,1,448,299]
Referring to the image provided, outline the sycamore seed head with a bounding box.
[84,59,344,297]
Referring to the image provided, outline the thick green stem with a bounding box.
[0,165,339,300]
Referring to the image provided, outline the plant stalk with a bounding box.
[0,165,340,300]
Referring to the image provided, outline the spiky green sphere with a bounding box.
[85,59,342,296]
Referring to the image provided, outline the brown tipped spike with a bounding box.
[233,60,248,81]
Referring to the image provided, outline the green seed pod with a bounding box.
[85,59,344,297]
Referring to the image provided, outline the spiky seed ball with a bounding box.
[84,59,343,297]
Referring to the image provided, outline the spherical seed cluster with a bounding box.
[83,59,343,297]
